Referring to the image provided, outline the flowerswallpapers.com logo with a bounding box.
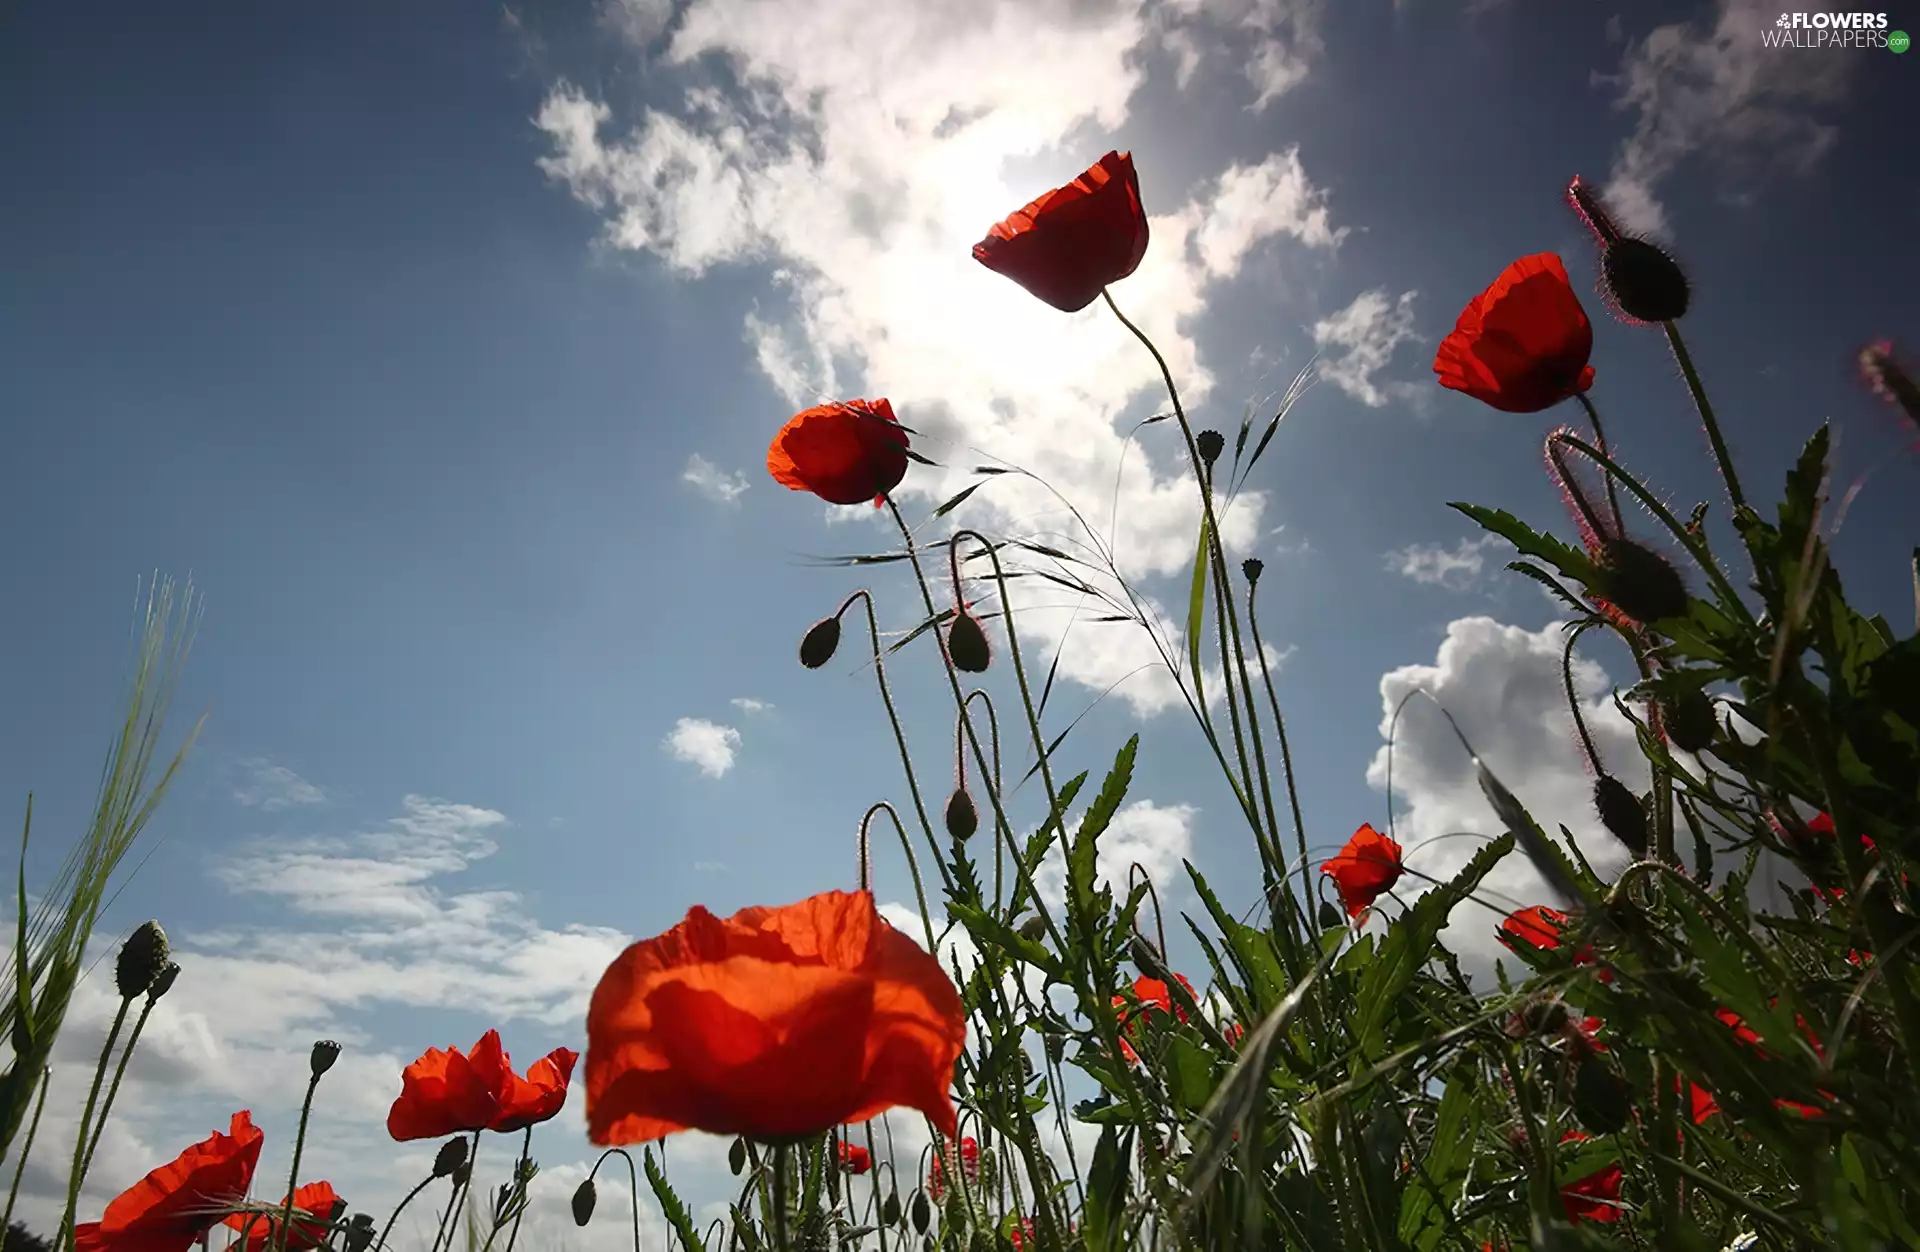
[1764,11,1907,49]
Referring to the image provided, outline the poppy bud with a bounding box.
[944,789,978,841]
[147,962,181,1003]
[433,1137,469,1179]
[1195,429,1225,468]
[881,1191,901,1227]
[1593,538,1689,625]
[1594,775,1647,859]
[1128,931,1162,974]
[945,612,992,673]
[799,616,842,669]
[115,921,169,1001]
[310,1039,341,1078]
[1663,688,1716,754]
[1601,238,1690,323]
[728,1138,747,1176]
[344,1214,376,1252]
[1860,341,1920,427]
[450,1163,470,1187]
[910,1192,931,1234]
[1016,916,1047,943]
[1521,999,1569,1037]
[1572,1057,1633,1135]
[1242,558,1263,585]
[1316,900,1341,930]
[571,1179,596,1227]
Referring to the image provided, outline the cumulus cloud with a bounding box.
[535,0,1349,715]
[1154,0,1326,108]
[663,716,742,776]
[1384,535,1507,590]
[682,453,751,504]
[232,758,326,812]
[1033,799,1200,911]
[1363,617,1642,978]
[1600,0,1855,237]
[1312,288,1420,408]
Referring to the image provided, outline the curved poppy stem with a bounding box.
[586,1149,640,1252]
[500,1128,533,1252]
[1573,393,1624,538]
[373,1173,436,1251]
[272,1066,324,1252]
[428,1134,480,1252]
[1560,620,1605,775]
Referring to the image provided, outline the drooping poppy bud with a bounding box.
[943,788,978,841]
[1860,341,1920,428]
[116,921,169,1001]
[1593,776,1647,858]
[570,1179,596,1227]
[945,612,992,673]
[432,1138,468,1179]
[729,1138,747,1176]
[1601,238,1690,324]
[1016,916,1048,943]
[1662,688,1716,754]
[1592,538,1689,624]
[799,616,842,669]
[1242,558,1264,585]
[1195,429,1225,469]
[310,1040,341,1078]
[1316,900,1341,930]
[910,1191,931,1234]
[1572,1057,1633,1135]
[881,1190,901,1227]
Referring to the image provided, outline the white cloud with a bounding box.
[232,758,326,812]
[1311,289,1420,408]
[682,453,751,504]
[1362,617,1642,978]
[1384,535,1507,590]
[729,696,773,714]
[535,0,1349,716]
[662,716,741,777]
[1153,0,1325,109]
[1033,799,1199,911]
[1600,0,1855,237]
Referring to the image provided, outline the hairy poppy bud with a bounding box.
[799,616,842,669]
[910,1192,931,1234]
[1663,688,1716,754]
[450,1163,470,1188]
[881,1191,901,1227]
[432,1137,469,1179]
[945,612,991,673]
[1316,900,1342,930]
[1573,1057,1633,1135]
[310,1039,341,1078]
[571,1179,596,1227]
[1860,341,1920,426]
[115,921,169,1001]
[943,788,978,841]
[147,961,181,1003]
[1594,775,1647,859]
[729,1138,747,1176]
[1195,429,1225,468]
[1242,558,1264,585]
[1602,238,1690,323]
[1016,916,1047,943]
[344,1214,376,1252]
[1593,538,1689,625]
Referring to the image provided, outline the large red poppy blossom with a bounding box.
[972,152,1150,313]
[1497,906,1613,983]
[1434,254,1596,413]
[73,1112,265,1252]
[1556,1131,1622,1224]
[1320,823,1404,918]
[387,1031,579,1141]
[766,399,911,507]
[1111,973,1195,1064]
[585,889,967,1145]
[925,1136,980,1204]
[222,1182,341,1252]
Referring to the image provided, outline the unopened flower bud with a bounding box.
[1593,538,1689,625]
[344,1214,376,1252]
[728,1138,747,1176]
[115,921,169,1001]
[945,612,991,673]
[450,1163,470,1188]
[1860,341,1920,428]
[943,788,978,841]
[1663,688,1717,754]
[1195,429,1225,468]
[310,1040,341,1078]
[1594,775,1647,859]
[433,1138,469,1179]
[1016,916,1048,943]
[1602,238,1690,323]
[799,616,842,669]
[1316,900,1342,930]
[1241,558,1264,585]
[147,962,181,1003]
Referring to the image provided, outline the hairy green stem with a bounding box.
[60,995,132,1250]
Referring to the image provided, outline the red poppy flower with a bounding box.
[73,1111,265,1252]
[585,889,967,1145]
[1676,1076,1719,1124]
[1712,1007,1832,1117]
[1497,906,1613,983]
[222,1182,341,1252]
[1434,253,1596,413]
[1009,1217,1036,1250]
[836,1142,872,1175]
[925,1136,980,1203]
[387,1031,579,1141]
[1319,823,1404,918]
[972,152,1150,313]
[1111,973,1195,1064]
[766,399,911,507]
[1557,1131,1622,1224]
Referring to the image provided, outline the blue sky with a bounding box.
[2,0,1915,1241]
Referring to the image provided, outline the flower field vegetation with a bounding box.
[5,149,1920,1252]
